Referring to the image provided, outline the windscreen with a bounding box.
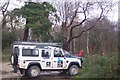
[63,50,71,57]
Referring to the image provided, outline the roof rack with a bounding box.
[13,41,61,47]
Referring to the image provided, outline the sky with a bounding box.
[0,0,119,22]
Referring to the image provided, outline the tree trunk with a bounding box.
[62,43,69,51]
[61,22,70,51]
[73,39,76,53]
[23,28,29,41]
[86,31,90,54]
[62,39,70,51]
[2,18,6,28]
[70,39,74,53]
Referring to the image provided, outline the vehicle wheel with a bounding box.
[10,54,14,65]
[10,54,18,66]
[68,65,80,76]
[10,54,18,73]
[28,66,40,78]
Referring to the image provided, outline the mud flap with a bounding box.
[13,65,18,73]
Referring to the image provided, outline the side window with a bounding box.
[22,49,39,56]
[41,50,49,57]
[33,49,39,56]
[13,47,19,55]
[54,50,63,57]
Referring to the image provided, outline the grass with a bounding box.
[2,48,11,61]
[76,52,120,78]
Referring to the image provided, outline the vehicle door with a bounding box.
[52,48,66,69]
[41,49,52,69]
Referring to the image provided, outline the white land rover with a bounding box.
[10,41,83,77]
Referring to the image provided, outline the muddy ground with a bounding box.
[1,62,22,78]
[1,62,73,80]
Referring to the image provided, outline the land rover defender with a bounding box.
[10,41,82,77]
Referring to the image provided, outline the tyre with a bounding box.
[68,65,80,76]
[11,55,14,65]
[28,66,40,78]
[10,53,18,73]
[10,53,18,66]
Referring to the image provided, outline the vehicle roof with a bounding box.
[13,41,62,48]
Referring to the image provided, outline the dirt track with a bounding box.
[1,62,72,80]
[1,62,22,78]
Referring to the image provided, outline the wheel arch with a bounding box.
[68,62,81,69]
[27,62,41,70]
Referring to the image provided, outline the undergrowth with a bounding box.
[76,52,119,78]
[2,48,11,61]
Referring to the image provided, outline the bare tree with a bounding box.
[0,0,10,28]
[53,1,116,51]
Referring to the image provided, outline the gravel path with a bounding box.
[1,62,22,78]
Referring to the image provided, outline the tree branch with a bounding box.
[68,13,103,43]
[1,0,10,28]
[68,3,88,42]
[67,7,79,28]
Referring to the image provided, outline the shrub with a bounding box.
[76,52,119,78]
